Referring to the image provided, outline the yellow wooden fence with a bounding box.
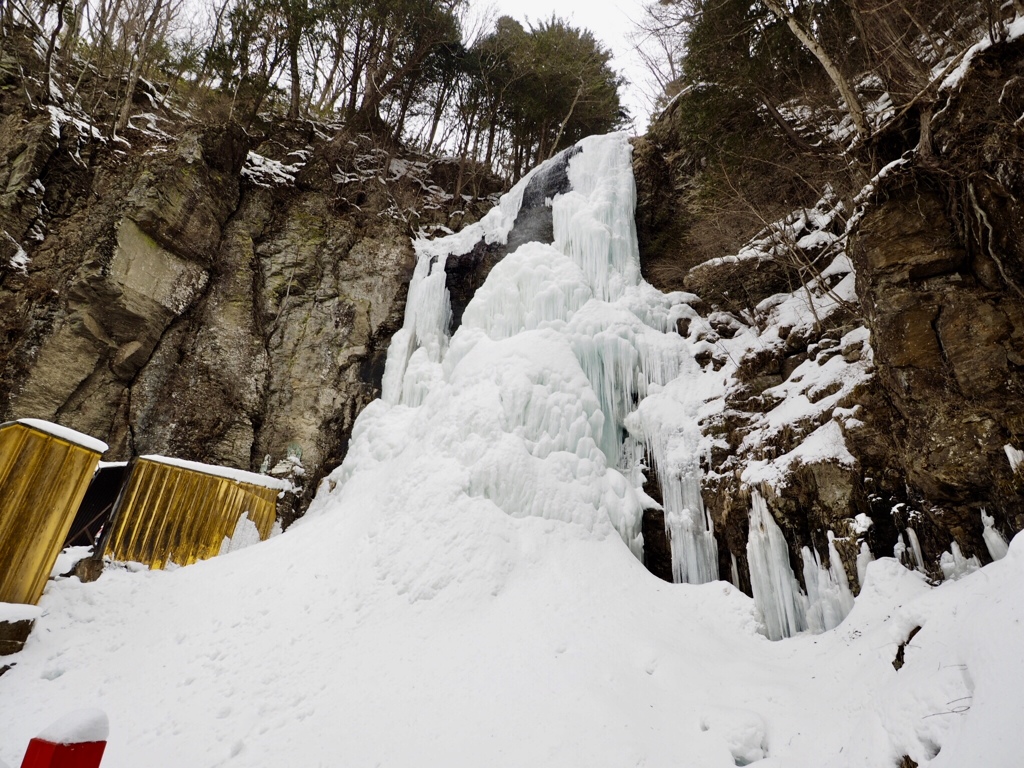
[100,456,283,570]
[0,420,106,605]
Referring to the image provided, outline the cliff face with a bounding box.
[634,38,1024,587]
[846,39,1024,568]
[0,104,497,520]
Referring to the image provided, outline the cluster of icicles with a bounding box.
[367,133,1009,641]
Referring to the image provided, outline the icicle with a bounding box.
[624,346,717,585]
[665,466,719,584]
[747,491,807,640]
[905,527,926,572]
[551,134,642,302]
[460,243,595,341]
[1004,444,1024,473]
[730,552,740,588]
[893,532,908,566]
[939,541,980,581]
[571,329,642,463]
[800,534,854,634]
[856,542,874,588]
[981,509,1009,561]
[380,253,453,406]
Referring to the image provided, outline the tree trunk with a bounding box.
[424,83,448,151]
[288,36,301,120]
[548,80,584,159]
[114,0,166,136]
[763,0,870,140]
[42,0,68,104]
[757,93,817,154]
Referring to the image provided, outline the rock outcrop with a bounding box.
[0,105,498,522]
[444,145,579,331]
[844,38,1024,570]
[633,37,1024,590]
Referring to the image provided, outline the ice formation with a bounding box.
[856,541,874,587]
[982,509,1010,561]
[747,491,806,640]
[1004,443,1024,473]
[940,541,981,581]
[5,131,1024,767]
[352,133,718,580]
[746,491,855,639]
[800,533,855,634]
[906,527,926,571]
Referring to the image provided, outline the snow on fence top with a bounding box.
[138,455,291,491]
[15,419,108,454]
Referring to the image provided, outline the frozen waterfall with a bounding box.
[331,132,719,582]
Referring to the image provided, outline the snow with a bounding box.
[50,546,93,579]
[218,513,263,556]
[937,18,1024,93]
[137,455,291,491]
[46,104,105,141]
[36,709,108,744]
[241,151,303,187]
[2,132,1024,767]
[15,418,108,454]
[0,602,41,623]
[411,158,540,263]
[7,245,28,273]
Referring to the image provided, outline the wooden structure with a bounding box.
[99,455,286,570]
[0,420,107,605]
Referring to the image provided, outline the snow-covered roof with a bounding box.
[13,418,108,454]
[137,455,291,491]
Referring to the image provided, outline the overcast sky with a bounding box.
[483,0,656,131]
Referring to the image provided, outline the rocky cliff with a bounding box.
[634,36,1024,589]
[0,69,499,521]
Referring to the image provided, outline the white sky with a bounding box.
[482,0,656,131]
